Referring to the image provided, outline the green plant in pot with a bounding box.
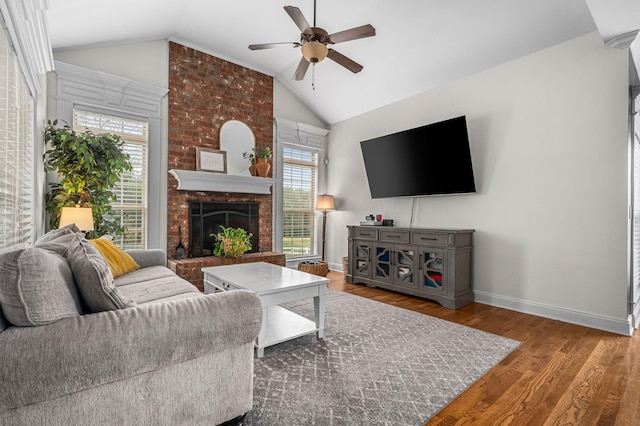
[255,147,272,177]
[242,148,257,176]
[43,120,132,239]
[211,226,253,258]
[258,146,272,160]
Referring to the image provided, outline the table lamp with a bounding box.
[315,194,335,262]
[59,205,95,232]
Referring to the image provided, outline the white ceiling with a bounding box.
[47,0,640,125]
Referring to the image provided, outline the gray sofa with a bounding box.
[0,227,262,425]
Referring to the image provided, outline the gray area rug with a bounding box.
[245,290,520,426]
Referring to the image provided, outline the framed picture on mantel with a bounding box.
[196,148,227,173]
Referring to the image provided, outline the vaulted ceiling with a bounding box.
[47,0,640,125]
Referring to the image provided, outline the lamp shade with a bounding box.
[315,194,336,212]
[59,206,94,231]
[301,41,329,63]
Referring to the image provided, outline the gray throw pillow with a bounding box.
[35,231,78,257]
[64,232,137,312]
[35,223,80,244]
[0,247,83,326]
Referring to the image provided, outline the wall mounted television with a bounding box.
[360,115,476,199]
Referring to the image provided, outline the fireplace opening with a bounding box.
[189,201,259,258]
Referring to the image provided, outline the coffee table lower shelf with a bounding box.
[261,305,318,351]
[202,262,329,358]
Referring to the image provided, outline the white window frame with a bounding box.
[0,24,34,250]
[282,146,318,258]
[73,109,149,249]
[53,61,167,249]
[0,0,53,250]
[274,117,329,267]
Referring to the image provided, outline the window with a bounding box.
[73,110,148,249]
[282,147,317,257]
[0,25,34,250]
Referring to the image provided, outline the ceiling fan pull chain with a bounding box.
[312,62,316,90]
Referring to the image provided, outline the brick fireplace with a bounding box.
[166,42,282,289]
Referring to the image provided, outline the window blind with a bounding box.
[0,25,34,250]
[282,147,317,256]
[73,110,148,249]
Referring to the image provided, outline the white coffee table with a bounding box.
[202,262,329,358]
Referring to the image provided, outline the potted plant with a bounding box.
[43,120,133,239]
[211,225,253,258]
[255,147,272,177]
[242,148,257,176]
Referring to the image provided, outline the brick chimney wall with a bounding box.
[167,42,274,258]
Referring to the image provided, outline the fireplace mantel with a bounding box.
[169,169,274,194]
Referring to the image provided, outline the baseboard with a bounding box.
[473,290,634,336]
[328,261,342,272]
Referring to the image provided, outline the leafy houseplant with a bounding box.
[243,147,272,176]
[43,120,132,239]
[211,226,253,258]
[242,149,257,176]
[242,149,256,163]
[255,147,272,177]
[258,147,272,160]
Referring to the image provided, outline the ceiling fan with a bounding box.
[248,1,375,83]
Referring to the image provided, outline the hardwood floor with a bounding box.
[327,271,640,425]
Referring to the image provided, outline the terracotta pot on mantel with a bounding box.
[255,158,270,177]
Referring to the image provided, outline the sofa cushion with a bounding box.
[65,233,137,312]
[0,247,83,326]
[0,309,10,332]
[88,237,140,278]
[114,265,178,287]
[115,267,201,304]
[139,292,205,305]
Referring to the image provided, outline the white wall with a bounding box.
[326,32,631,334]
[274,79,328,129]
[53,40,169,89]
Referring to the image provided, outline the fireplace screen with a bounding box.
[189,201,259,258]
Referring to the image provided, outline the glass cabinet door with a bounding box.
[394,244,417,289]
[420,249,445,294]
[374,243,393,283]
[354,243,372,278]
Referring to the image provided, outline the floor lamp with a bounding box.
[315,194,335,262]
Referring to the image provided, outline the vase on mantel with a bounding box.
[255,158,270,177]
[248,163,257,176]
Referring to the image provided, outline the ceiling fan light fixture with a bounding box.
[301,41,328,63]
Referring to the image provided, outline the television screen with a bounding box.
[360,116,476,198]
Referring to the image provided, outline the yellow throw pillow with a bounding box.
[88,237,140,278]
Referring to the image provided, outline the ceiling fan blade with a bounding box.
[248,42,301,50]
[293,57,310,80]
[327,49,363,73]
[284,6,314,37]
[329,24,376,44]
